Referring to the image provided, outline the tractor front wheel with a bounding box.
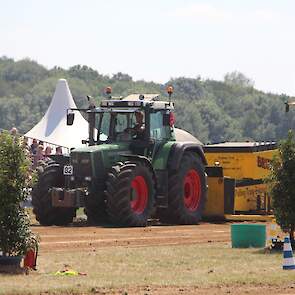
[32,161,76,226]
[105,161,155,227]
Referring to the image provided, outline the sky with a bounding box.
[1,0,295,95]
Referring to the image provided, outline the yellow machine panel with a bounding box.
[204,142,277,180]
[203,167,235,219]
[234,182,270,212]
[204,142,277,216]
[204,176,225,218]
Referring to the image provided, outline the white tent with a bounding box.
[25,79,89,149]
[174,128,203,145]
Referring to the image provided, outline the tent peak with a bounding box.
[25,78,89,149]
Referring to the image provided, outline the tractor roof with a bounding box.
[99,93,174,111]
[123,94,160,101]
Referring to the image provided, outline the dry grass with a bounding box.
[0,242,292,295]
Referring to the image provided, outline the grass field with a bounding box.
[0,242,293,295]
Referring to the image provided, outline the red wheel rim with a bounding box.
[183,169,201,211]
[130,176,148,214]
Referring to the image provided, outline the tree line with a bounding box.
[0,56,294,144]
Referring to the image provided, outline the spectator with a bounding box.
[44,146,52,157]
[33,145,44,169]
[55,146,63,155]
[30,139,38,155]
[10,127,18,136]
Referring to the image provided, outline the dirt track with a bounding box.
[34,222,231,252]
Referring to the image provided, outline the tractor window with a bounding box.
[112,113,133,141]
[150,111,171,140]
[97,112,145,142]
[115,113,129,133]
[96,112,110,142]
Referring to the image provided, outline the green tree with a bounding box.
[224,71,254,88]
[112,72,132,81]
[268,130,295,240]
[68,65,101,81]
[0,132,37,257]
[1,59,47,84]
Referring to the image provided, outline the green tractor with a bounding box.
[32,88,207,226]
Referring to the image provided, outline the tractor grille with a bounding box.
[71,152,92,178]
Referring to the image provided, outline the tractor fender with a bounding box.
[121,154,155,175]
[168,142,207,171]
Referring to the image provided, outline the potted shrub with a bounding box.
[268,130,295,248]
[0,131,37,272]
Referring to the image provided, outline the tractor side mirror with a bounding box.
[163,113,170,126]
[285,102,290,113]
[67,113,75,125]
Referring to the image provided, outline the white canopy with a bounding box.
[174,128,203,145]
[25,79,89,149]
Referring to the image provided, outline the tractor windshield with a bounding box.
[96,110,144,143]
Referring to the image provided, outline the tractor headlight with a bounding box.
[85,176,92,181]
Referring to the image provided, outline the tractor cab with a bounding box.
[96,95,175,143]
[68,92,176,158]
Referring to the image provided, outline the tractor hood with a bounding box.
[70,143,131,179]
[72,143,130,154]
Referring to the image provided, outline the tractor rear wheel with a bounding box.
[105,161,155,227]
[32,161,76,226]
[159,151,207,224]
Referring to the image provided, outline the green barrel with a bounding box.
[231,223,266,248]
